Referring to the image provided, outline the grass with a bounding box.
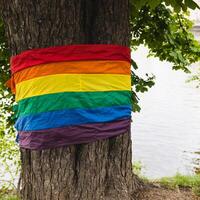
[0,189,19,200]
[133,161,149,183]
[158,173,200,196]
[133,161,143,176]
[133,162,200,197]
[0,195,18,200]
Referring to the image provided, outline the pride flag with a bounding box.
[9,44,132,149]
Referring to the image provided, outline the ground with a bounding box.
[0,187,200,200]
[136,185,200,200]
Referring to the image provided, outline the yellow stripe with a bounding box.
[16,74,131,101]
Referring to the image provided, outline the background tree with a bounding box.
[0,0,200,200]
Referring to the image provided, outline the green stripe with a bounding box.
[15,91,131,118]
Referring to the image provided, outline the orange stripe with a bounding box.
[6,78,16,94]
[10,60,130,93]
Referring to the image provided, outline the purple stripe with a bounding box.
[19,118,131,150]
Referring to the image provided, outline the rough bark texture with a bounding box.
[1,1,142,199]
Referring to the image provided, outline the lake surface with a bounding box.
[131,35,200,178]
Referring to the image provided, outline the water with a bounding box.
[131,41,200,178]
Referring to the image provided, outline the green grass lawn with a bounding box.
[158,173,200,196]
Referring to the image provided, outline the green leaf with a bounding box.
[131,59,139,70]
[185,0,200,10]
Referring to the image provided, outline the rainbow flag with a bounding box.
[9,44,132,149]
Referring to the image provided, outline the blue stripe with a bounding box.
[15,105,131,131]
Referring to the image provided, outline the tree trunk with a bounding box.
[1,0,142,199]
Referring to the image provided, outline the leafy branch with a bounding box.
[130,3,200,111]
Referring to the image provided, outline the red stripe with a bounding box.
[11,44,131,74]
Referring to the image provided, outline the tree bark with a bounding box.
[1,0,142,199]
